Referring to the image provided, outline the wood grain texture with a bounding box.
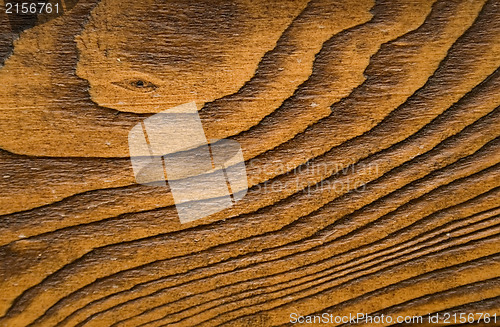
[0,0,499,326]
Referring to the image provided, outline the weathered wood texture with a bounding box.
[0,0,499,326]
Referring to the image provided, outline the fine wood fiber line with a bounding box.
[0,0,499,326]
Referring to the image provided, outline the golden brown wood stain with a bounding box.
[0,0,499,326]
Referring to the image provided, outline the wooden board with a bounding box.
[0,0,499,326]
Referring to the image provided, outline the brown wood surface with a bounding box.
[0,0,499,326]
